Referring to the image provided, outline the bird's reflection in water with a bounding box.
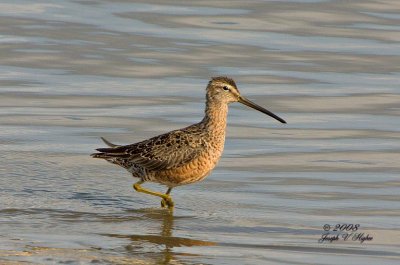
[105,209,215,264]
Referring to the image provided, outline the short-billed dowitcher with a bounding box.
[91,77,286,209]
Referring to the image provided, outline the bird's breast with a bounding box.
[154,140,225,187]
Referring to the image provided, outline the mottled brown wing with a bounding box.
[127,129,206,171]
[95,129,206,171]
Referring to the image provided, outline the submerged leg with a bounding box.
[133,181,174,209]
[161,187,174,209]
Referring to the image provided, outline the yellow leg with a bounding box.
[133,181,174,209]
[161,187,173,209]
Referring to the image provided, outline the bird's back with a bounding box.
[91,122,210,172]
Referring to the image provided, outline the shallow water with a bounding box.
[1,0,400,264]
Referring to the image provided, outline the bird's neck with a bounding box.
[201,100,228,135]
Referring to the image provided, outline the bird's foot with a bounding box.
[161,196,174,209]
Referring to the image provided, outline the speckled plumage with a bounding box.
[91,76,286,209]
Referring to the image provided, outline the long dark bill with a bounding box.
[238,96,286,124]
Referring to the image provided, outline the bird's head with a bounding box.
[206,76,286,124]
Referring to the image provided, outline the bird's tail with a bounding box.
[100,137,120,148]
[91,137,124,159]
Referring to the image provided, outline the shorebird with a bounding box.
[91,77,286,210]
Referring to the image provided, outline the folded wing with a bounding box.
[91,129,206,171]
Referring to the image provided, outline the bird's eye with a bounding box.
[223,86,230,91]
